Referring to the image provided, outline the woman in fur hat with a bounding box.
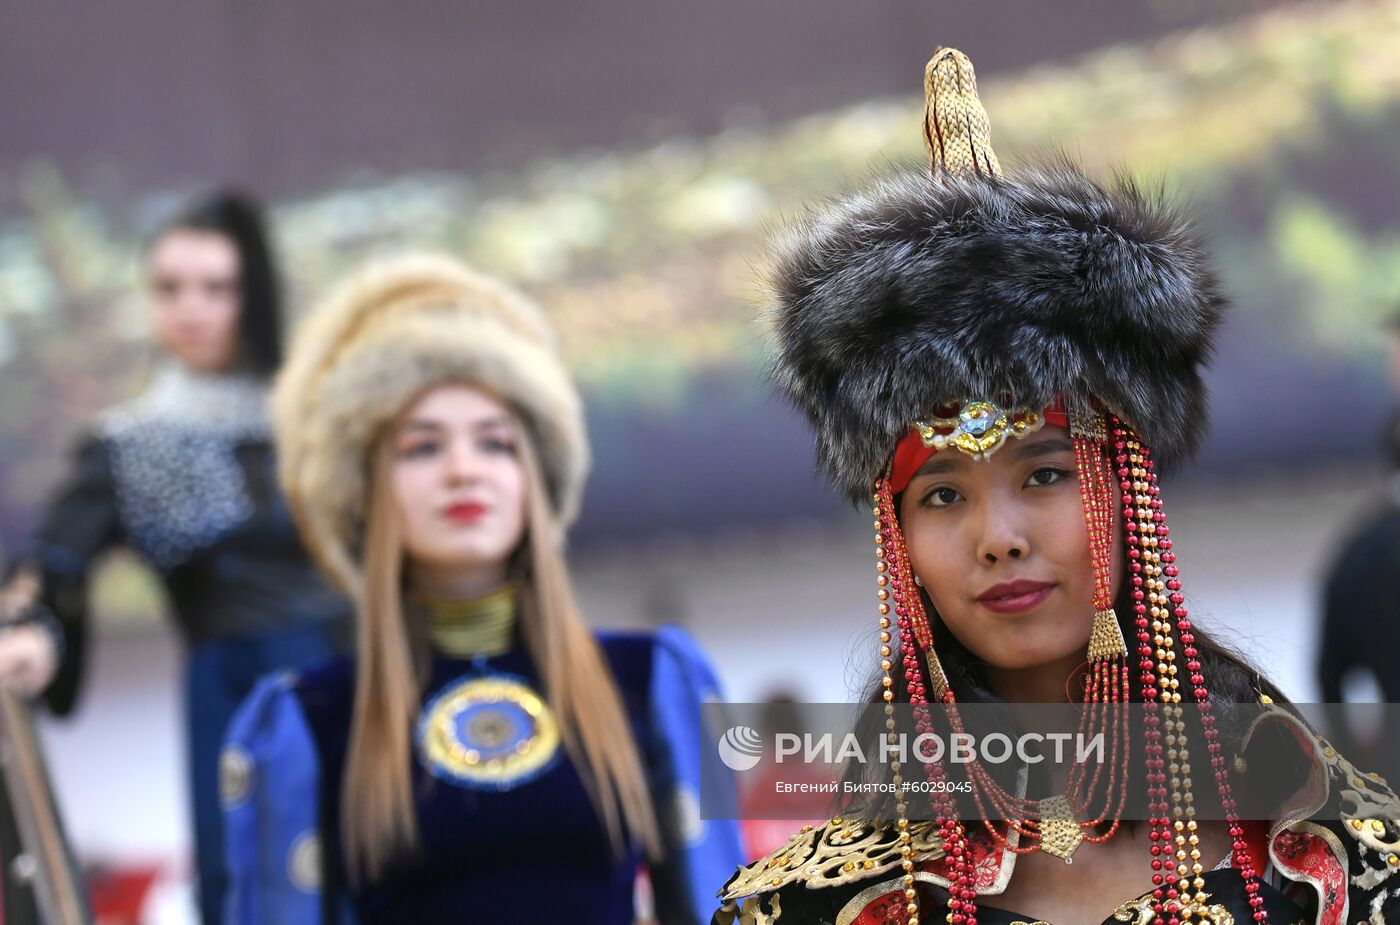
[221,254,743,925]
[0,189,348,925]
[715,50,1400,925]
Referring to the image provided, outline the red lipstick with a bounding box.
[443,501,488,524]
[976,579,1056,615]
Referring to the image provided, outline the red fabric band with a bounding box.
[887,399,1070,494]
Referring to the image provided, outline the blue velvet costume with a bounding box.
[222,625,744,925]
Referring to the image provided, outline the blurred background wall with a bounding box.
[3,0,1399,920]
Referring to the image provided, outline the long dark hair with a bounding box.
[154,189,284,376]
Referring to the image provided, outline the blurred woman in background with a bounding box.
[0,190,349,925]
[222,253,743,924]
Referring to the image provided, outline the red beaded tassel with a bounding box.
[875,481,975,925]
[1111,419,1268,925]
[1068,415,1132,839]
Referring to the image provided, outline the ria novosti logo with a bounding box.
[717,725,764,771]
[717,726,1110,772]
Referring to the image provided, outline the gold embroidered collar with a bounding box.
[416,584,519,658]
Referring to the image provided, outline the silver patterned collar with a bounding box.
[99,361,270,436]
[97,362,273,570]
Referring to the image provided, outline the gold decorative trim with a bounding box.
[915,400,1044,460]
[1087,607,1128,661]
[218,745,253,809]
[1110,889,1233,925]
[1326,739,1400,909]
[287,830,321,894]
[722,772,1030,910]
[417,674,559,789]
[717,817,943,901]
[1068,409,1108,442]
[714,892,782,925]
[418,583,518,658]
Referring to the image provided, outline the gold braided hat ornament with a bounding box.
[923,47,1002,180]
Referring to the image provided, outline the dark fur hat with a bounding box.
[768,162,1226,502]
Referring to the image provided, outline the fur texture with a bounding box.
[768,162,1226,501]
[273,254,587,594]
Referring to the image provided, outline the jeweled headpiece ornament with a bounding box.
[766,47,1264,925]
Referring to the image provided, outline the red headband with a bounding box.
[887,397,1070,494]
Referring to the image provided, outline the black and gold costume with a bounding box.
[714,47,1400,925]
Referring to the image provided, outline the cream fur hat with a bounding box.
[273,253,588,594]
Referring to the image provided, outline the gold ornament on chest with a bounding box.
[416,674,561,790]
[1036,795,1085,864]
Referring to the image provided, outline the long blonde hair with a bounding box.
[341,410,661,882]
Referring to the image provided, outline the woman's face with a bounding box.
[148,229,242,372]
[898,426,1122,676]
[390,385,528,582]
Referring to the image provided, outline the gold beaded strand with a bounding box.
[1129,439,1207,920]
[874,488,921,925]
